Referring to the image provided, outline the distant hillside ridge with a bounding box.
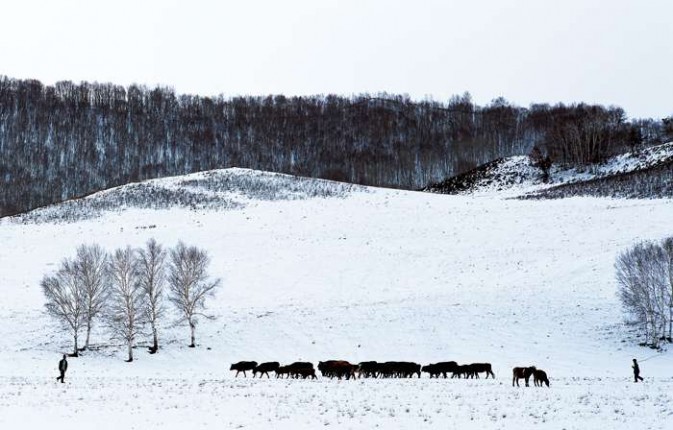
[9,168,361,224]
[423,141,673,198]
[2,76,670,217]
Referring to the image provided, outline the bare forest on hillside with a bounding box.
[1,76,671,216]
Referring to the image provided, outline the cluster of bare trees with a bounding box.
[2,76,671,217]
[616,238,673,348]
[41,240,221,361]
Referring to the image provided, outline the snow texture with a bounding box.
[1,168,672,429]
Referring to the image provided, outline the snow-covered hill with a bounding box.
[1,168,673,429]
[425,141,673,198]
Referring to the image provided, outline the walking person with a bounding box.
[632,358,644,383]
[56,354,68,383]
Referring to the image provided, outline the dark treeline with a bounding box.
[1,76,671,216]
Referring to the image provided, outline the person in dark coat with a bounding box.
[56,354,68,383]
[632,358,643,383]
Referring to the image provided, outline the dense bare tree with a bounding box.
[41,259,86,356]
[75,244,109,351]
[106,246,145,362]
[168,242,221,347]
[137,239,167,353]
[616,240,672,347]
[528,145,552,183]
[662,237,673,341]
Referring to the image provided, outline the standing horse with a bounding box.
[533,369,550,387]
[512,366,536,387]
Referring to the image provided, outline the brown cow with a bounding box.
[512,366,536,387]
[319,360,356,380]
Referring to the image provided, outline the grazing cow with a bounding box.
[358,361,379,378]
[253,362,280,378]
[466,363,495,379]
[512,366,536,387]
[230,361,258,377]
[423,361,458,378]
[533,369,550,387]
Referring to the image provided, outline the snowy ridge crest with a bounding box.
[10,168,362,224]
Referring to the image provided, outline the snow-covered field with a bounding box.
[1,170,672,429]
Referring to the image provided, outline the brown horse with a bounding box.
[533,369,549,387]
[512,366,536,387]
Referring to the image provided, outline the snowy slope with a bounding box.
[1,169,673,429]
[426,141,673,197]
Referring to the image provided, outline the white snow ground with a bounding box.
[1,169,672,429]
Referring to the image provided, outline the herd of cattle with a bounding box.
[229,360,550,387]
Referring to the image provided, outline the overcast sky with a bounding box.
[1,0,671,118]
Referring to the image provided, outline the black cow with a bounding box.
[465,363,495,379]
[297,367,318,379]
[286,362,314,379]
[358,361,379,378]
[422,361,458,378]
[230,361,258,377]
[451,364,469,378]
[318,360,356,380]
[253,362,280,378]
[275,365,291,378]
[378,361,421,378]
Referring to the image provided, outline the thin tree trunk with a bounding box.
[72,332,79,357]
[84,319,92,350]
[152,324,159,352]
[127,341,133,362]
[189,320,196,348]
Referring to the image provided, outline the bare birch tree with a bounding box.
[616,241,671,347]
[76,244,109,351]
[137,239,166,353]
[662,237,673,341]
[106,246,145,362]
[168,242,221,347]
[41,259,86,356]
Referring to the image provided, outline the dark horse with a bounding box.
[533,369,550,387]
[512,366,536,387]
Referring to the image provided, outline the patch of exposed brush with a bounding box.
[524,158,673,200]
